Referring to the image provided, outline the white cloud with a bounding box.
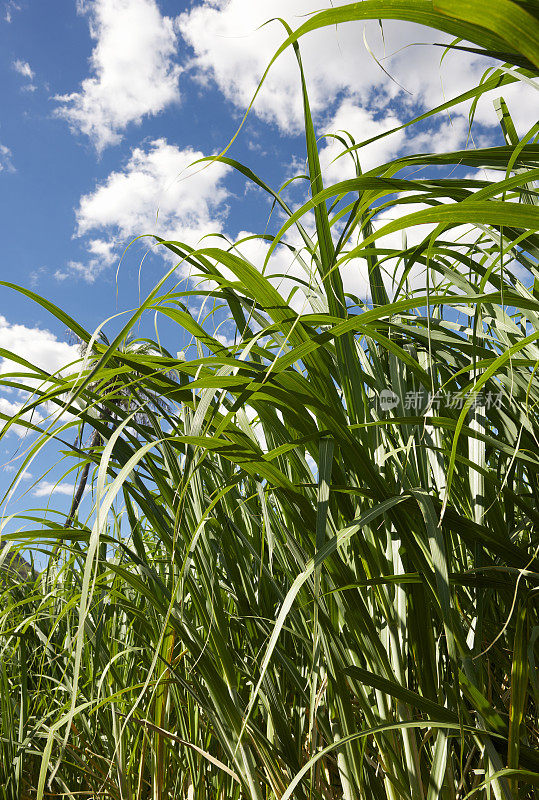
[13,58,34,79]
[4,465,33,480]
[214,332,236,347]
[0,316,80,436]
[317,102,471,192]
[0,315,79,379]
[233,230,317,310]
[55,0,182,150]
[319,100,406,183]
[179,0,388,133]
[469,76,539,137]
[33,481,76,498]
[62,238,117,283]
[3,1,22,23]
[406,116,470,156]
[237,191,482,306]
[338,192,512,303]
[178,1,537,136]
[341,199,442,301]
[70,138,231,279]
[12,58,36,91]
[0,395,43,434]
[29,267,47,287]
[0,143,14,173]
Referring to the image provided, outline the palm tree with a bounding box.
[64,334,171,528]
[0,546,36,582]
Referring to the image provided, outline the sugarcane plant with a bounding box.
[1,2,538,799]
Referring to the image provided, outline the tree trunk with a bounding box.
[64,428,101,528]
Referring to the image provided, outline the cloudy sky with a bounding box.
[0,0,536,513]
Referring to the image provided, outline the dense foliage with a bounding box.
[1,2,538,798]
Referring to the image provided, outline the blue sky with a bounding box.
[0,0,536,529]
